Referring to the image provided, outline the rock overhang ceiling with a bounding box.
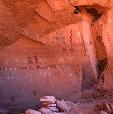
[0,0,112,47]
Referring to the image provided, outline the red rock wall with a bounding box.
[0,27,96,107]
[1,0,113,108]
[102,7,113,90]
[0,37,83,106]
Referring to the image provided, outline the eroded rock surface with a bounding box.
[0,0,113,108]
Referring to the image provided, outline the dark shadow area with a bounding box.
[97,58,107,80]
[96,35,108,81]
[86,8,103,22]
[82,63,97,91]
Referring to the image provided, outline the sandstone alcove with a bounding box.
[0,0,113,114]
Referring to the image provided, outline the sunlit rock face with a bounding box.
[89,0,113,90]
[71,0,109,7]
[0,0,20,47]
[0,0,113,107]
[102,8,113,90]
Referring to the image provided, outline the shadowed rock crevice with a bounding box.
[86,8,103,22]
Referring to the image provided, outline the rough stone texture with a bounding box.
[70,0,109,7]
[0,0,113,109]
[0,37,83,106]
[35,1,55,23]
[102,8,113,90]
[0,0,20,47]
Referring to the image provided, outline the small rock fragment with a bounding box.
[52,112,65,114]
[25,109,42,114]
[40,96,57,104]
[49,107,59,112]
[56,100,71,112]
[39,108,52,114]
